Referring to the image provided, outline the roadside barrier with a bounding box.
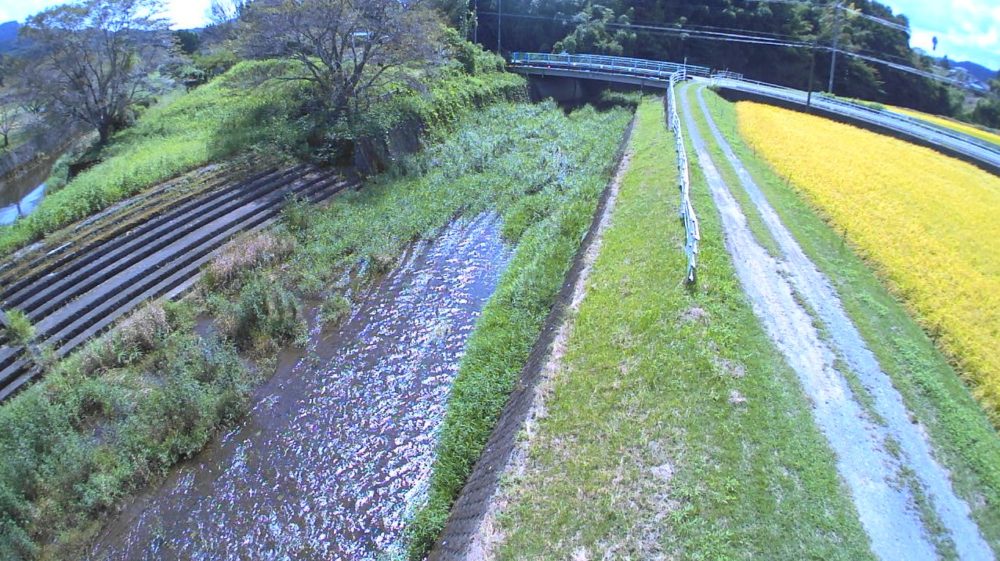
[666,72,701,284]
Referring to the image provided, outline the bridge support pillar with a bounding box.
[528,76,587,102]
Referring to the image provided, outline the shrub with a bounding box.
[319,293,352,328]
[235,275,305,347]
[203,231,295,291]
[4,310,34,345]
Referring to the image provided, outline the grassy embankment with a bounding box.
[496,98,872,560]
[0,81,633,558]
[697,88,1000,550]
[0,50,525,257]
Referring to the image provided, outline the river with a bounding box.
[87,212,511,560]
[0,152,60,226]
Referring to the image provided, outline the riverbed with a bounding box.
[87,213,511,560]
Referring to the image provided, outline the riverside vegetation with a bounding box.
[0,37,525,257]
[0,47,634,557]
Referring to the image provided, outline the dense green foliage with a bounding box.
[0,301,260,560]
[0,94,630,559]
[4,310,34,345]
[0,59,312,256]
[497,96,873,561]
[398,103,632,557]
[466,0,967,116]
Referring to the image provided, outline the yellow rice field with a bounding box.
[737,102,1000,419]
[890,106,1000,147]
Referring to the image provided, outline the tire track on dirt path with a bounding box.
[680,85,993,561]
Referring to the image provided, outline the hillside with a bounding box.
[953,60,998,84]
[0,21,19,52]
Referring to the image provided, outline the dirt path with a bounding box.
[681,85,992,561]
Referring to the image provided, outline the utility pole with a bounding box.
[828,1,843,94]
[497,0,502,54]
[807,41,817,106]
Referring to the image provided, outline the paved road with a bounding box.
[705,77,1000,173]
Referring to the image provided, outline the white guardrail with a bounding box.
[666,73,700,284]
[508,52,703,282]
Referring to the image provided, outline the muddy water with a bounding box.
[0,152,60,225]
[87,213,511,561]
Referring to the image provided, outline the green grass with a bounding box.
[0,60,313,256]
[681,86,780,258]
[698,87,1000,551]
[0,96,632,561]
[0,301,259,561]
[3,309,34,345]
[496,98,873,560]
[0,50,526,258]
[398,103,633,556]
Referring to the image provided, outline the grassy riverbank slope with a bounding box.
[0,97,632,560]
[0,49,525,257]
[495,98,873,560]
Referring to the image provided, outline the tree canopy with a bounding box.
[239,0,442,122]
[464,0,965,115]
[21,0,174,144]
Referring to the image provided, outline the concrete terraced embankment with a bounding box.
[0,164,355,400]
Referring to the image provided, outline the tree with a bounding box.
[970,71,1000,128]
[0,105,16,149]
[21,0,174,145]
[174,29,201,55]
[209,0,252,26]
[239,0,442,121]
[553,3,635,56]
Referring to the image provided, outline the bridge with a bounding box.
[509,52,709,88]
[508,52,1000,174]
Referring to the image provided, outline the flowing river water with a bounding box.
[87,213,511,560]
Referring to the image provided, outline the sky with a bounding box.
[884,0,1000,71]
[0,0,213,30]
[1,0,998,71]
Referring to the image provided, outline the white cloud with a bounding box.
[0,0,212,29]
[164,0,212,29]
[886,0,1000,70]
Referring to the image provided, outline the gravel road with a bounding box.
[681,84,993,561]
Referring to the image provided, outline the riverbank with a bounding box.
[0,98,633,560]
[490,97,874,560]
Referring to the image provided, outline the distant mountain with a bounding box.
[952,60,997,84]
[0,21,19,53]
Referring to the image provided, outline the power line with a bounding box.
[478,11,814,49]
[483,10,969,89]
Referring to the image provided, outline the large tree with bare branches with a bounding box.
[21,0,174,144]
[239,0,442,121]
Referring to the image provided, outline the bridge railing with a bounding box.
[666,73,700,284]
[510,52,711,80]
